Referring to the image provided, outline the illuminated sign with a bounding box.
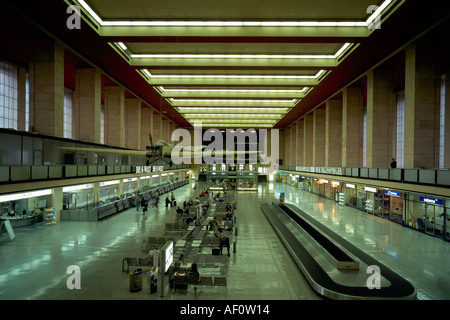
[364,187,377,192]
[385,190,401,197]
[122,178,137,182]
[346,184,355,189]
[163,241,174,272]
[136,165,164,174]
[62,184,93,192]
[99,180,119,186]
[0,189,52,202]
[420,197,443,205]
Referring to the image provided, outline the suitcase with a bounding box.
[212,248,220,255]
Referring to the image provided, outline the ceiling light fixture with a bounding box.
[143,69,324,79]
[76,0,393,28]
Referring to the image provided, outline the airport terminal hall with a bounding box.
[1,0,450,304]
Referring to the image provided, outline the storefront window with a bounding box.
[407,194,445,237]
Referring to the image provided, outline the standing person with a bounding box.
[171,192,176,207]
[135,196,141,212]
[165,195,170,208]
[141,197,148,216]
[390,158,397,168]
[219,233,230,256]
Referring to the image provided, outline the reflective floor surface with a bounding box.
[0,181,449,300]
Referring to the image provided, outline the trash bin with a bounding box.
[129,268,143,292]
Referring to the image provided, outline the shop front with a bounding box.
[407,194,447,238]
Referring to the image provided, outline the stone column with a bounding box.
[366,69,395,168]
[290,123,297,166]
[284,127,290,166]
[17,67,28,132]
[29,40,65,137]
[404,40,439,169]
[104,86,125,147]
[303,115,313,166]
[73,68,101,143]
[342,87,364,167]
[162,118,169,142]
[296,120,304,166]
[141,106,153,150]
[313,108,326,167]
[125,98,141,149]
[153,112,162,141]
[325,99,342,167]
[444,69,450,168]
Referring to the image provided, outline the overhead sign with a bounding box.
[385,190,401,197]
[420,197,443,205]
[364,187,377,193]
[136,166,164,174]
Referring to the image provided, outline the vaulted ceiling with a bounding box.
[1,0,446,130]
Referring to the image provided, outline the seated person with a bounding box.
[219,233,230,256]
[225,203,232,211]
[217,218,224,232]
[226,210,233,224]
[208,217,218,231]
[176,206,183,215]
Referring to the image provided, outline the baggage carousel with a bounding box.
[261,202,416,300]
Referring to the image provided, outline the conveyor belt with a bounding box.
[261,202,416,300]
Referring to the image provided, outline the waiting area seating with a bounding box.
[130,187,237,296]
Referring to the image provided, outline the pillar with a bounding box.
[303,115,313,166]
[313,108,326,166]
[325,99,342,167]
[153,112,162,141]
[444,69,450,168]
[404,40,439,169]
[290,122,297,165]
[284,127,290,166]
[104,86,125,147]
[73,68,101,143]
[17,67,27,132]
[29,40,65,137]
[125,98,141,149]
[162,118,169,142]
[296,120,304,166]
[141,106,153,150]
[366,69,395,168]
[342,87,364,167]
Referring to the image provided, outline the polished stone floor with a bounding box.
[0,181,449,300]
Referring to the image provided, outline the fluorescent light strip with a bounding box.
[117,42,128,50]
[79,0,392,28]
[191,120,277,123]
[77,0,102,24]
[199,123,274,128]
[133,53,336,59]
[131,43,350,60]
[184,113,284,117]
[177,107,289,111]
[366,0,392,25]
[170,98,296,103]
[158,86,308,93]
[144,69,324,79]
[103,21,369,27]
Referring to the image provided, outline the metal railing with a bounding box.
[278,165,450,188]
